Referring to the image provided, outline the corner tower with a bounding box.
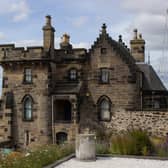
[130,29,145,62]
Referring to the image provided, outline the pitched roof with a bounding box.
[137,63,167,91]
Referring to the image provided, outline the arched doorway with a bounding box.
[54,100,72,122]
[56,132,68,144]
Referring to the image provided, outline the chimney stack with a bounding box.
[60,33,72,50]
[130,29,145,62]
[42,15,55,55]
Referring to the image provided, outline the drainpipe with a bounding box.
[51,95,54,144]
[140,91,143,110]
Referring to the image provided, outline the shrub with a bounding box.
[153,136,168,157]
[110,129,154,155]
[96,142,110,154]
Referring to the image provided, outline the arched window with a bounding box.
[23,96,33,121]
[98,96,111,121]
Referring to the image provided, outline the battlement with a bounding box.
[0,44,45,62]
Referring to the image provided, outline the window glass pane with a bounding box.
[24,98,32,120]
[100,100,110,120]
[70,69,77,80]
[101,69,109,83]
[25,68,32,82]
[154,101,160,109]
[101,100,109,109]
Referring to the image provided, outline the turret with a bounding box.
[42,15,55,53]
[130,29,145,62]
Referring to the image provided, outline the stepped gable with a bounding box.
[89,23,138,77]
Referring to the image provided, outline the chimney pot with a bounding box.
[46,15,51,26]
[133,29,138,39]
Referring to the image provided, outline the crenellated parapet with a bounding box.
[0,45,49,65]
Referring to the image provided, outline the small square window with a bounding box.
[100,68,109,83]
[4,128,8,132]
[24,68,32,83]
[69,69,77,81]
[101,48,107,54]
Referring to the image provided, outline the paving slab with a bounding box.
[55,157,168,168]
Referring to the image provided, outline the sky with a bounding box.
[0,0,168,88]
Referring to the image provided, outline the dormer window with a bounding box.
[100,68,109,83]
[24,68,32,83]
[69,68,77,81]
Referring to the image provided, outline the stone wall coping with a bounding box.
[43,153,75,168]
[97,154,168,161]
[77,134,96,137]
[128,110,168,113]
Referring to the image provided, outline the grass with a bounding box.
[110,130,154,155]
[0,144,74,168]
[96,129,168,156]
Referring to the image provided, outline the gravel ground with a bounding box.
[55,157,168,168]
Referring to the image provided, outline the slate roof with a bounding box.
[137,63,167,91]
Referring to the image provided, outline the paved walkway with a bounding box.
[55,157,168,168]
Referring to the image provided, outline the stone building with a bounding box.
[0,16,168,148]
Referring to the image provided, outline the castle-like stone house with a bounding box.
[0,16,168,148]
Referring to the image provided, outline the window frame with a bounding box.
[69,68,78,81]
[100,68,110,84]
[23,68,32,84]
[97,96,111,122]
[101,48,107,54]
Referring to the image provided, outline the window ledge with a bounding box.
[22,81,33,85]
[99,82,110,84]
[22,119,34,122]
[99,119,111,122]
[54,120,72,124]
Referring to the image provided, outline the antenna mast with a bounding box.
[157,9,168,89]
[159,9,168,74]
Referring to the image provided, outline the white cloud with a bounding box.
[67,16,89,27]
[11,1,30,22]
[0,32,5,40]
[121,0,168,88]
[0,0,30,22]
[120,0,168,50]
[72,42,90,49]
[121,0,168,14]
[13,39,42,48]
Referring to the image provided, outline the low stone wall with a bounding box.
[104,109,168,137]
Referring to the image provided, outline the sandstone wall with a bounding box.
[1,63,50,148]
[103,109,168,137]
